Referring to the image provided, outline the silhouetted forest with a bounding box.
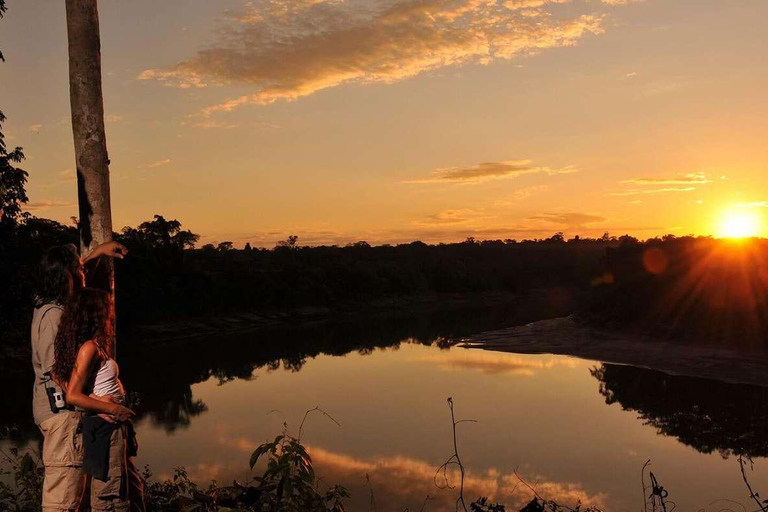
[0,211,619,355]
[6,210,768,358]
[587,235,768,348]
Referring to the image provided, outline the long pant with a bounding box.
[39,411,86,512]
[89,424,145,512]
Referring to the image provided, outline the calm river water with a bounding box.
[3,305,767,511]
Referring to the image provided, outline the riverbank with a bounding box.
[465,316,768,387]
[0,291,533,363]
[120,290,573,346]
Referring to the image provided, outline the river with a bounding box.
[2,303,767,511]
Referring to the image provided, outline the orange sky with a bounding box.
[2,0,767,246]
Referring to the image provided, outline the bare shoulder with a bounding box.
[77,340,101,362]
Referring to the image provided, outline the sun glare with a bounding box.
[716,210,762,239]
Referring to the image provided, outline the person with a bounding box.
[31,241,126,512]
[53,288,144,512]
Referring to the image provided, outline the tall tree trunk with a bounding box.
[65,0,114,294]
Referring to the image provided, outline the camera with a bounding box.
[46,386,67,413]
[43,372,68,413]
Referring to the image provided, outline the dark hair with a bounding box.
[53,288,114,383]
[38,244,82,305]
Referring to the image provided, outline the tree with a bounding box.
[276,235,299,249]
[122,214,199,250]
[548,232,565,243]
[0,2,29,230]
[217,241,233,252]
[0,111,28,232]
[65,0,114,287]
[244,242,253,252]
[0,0,6,61]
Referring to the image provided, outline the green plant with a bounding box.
[0,447,43,512]
[247,410,348,512]
[141,408,349,512]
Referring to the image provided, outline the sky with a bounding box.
[1,0,768,247]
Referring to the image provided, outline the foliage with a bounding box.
[0,0,6,61]
[248,432,348,512]
[587,235,768,347]
[141,427,349,511]
[0,447,43,512]
[0,112,27,228]
[0,0,27,229]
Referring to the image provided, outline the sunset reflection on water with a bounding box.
[132,343,768,511]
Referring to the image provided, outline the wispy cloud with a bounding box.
[183,119,239,130]
[212,428,608,512]
[609,187,696,196]
[416,350,579,376]
[28,124,43,134]
[737,201,768,208]
[611,172,710,196]
[139,0,607,114]
[624,172,711,186]
[406,160,576,184]
[58,168,76,183]
[146,158,172,168]
[24,200,74,211]
[106,114,124,123]
[528,212,606,229]
[416,208,491,226]
[494,185,548,206]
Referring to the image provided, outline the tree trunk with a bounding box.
[65,0,114,294]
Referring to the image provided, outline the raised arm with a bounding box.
[82,241,128,264]
[65,341,134,421]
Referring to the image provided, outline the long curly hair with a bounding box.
[53,288,114,384]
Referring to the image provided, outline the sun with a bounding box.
[716,210,762,239]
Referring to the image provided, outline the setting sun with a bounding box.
[716,210,762,239]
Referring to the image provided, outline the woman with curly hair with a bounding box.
[53,287,143,512]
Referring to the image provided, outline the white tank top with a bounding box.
[93,358,122,398]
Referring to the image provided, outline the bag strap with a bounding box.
[36,303,64,341]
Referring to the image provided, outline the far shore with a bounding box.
[121,291,530,345]
[464,316,768,387]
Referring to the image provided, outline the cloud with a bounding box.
[416,350,578,376]
[58,168,76,183]
[139,0,606,114]
[737,201,768,208]
[624,172,711,186]
[210,429,608,511]
[418,209,482,226]
[24,200,74,211]
[184,119,239,129]
[146,158,172,168]
[28,124,43,134]
[504,0,568,8]
[494,185,548,206]
[528,212,606,229]
[406,160,576,184]
[609,187,696,196]
[304,445,608,511]
[106,114,124,123]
